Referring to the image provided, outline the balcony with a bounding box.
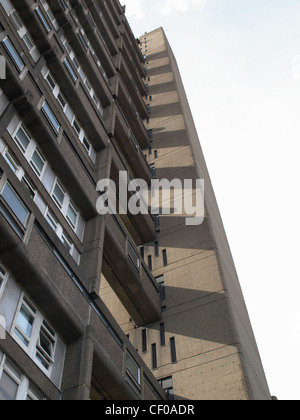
[67,0,116,79]
[110,141,156,245]
[111,74,149,148]
[115,44,146,98]
[0,205,164,400]
[103,103,151,183]
[112,60,148,119]
[85,0,119,58]
[103,212,161,326]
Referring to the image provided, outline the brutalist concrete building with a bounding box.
[0,0,271,400]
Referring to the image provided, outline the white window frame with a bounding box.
[0,182,30,227]
[43,67,96,163]
[12,123,47,180]
[0,354,44,400]
[0,264,8,301]
[8,10,39,62]
[51,179,65,210]
[11,293,58,377]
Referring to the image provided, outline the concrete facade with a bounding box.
[0,0,270,401]
[0,0,164,401]
[100,28,271,401]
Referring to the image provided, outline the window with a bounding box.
[36,321,56,370]
[126,351,141,395]
[3,149,19,173]
[66,202,78,229]
[22,176,36,199]
[2,37,25,73]
[61,231,72,253]
[51,180,65,209]
[159,376,174,400]
[46,209,59,232]
[0,355,44,400]
[1,183,29,226]
[150,164,156,177]
[156,275,166,302]
[30,149,45,177]
[154,215,160,229]
[142,329,147,353]
[170,337,177,363]
[22,33,34,53]
[0,358,22,400]
[82,136,91,153]
[14,125,31,153]
[163,249,168,267]
[148,129,153,141]
[12,294,60,375]
[0,265,8,298]
[57,92,67,110]
[148,255,152,271]
[46,72,56,90]
[155,241,159,257]
[72,118,81,135]
[128,242,140,273]
[152,344,157,369]
[41,101,60,133]
[64,58,78,82]
[35,7,51,33]
[14,297,36,347]
[160,323,166,347]
[9,11,23,31]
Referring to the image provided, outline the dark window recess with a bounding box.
[155,241,159,257]
[156,275,166,302]
[160,323,166,347]
[154,215,160,228]
[150,164,156,177]
[140,247,144,260]
[152,344,157,369]
[148,129,153,141]
[148,255,152,271]
[163,250,168,267]
[159,377,174,400]
[170,337,177,363]
[142,329,147,353]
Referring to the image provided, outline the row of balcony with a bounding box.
[0,200,164,400]
[0,65,159,327]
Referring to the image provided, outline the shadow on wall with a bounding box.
[152,287,233,346]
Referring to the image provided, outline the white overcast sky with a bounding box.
[124,0,300,400]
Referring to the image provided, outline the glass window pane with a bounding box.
[42,101,60,133]
[57,92,66,109]
[52,182,65,209]
[30,150,45,176]
[66,203,77,228]
[0,371,18,400]
[22,34,34,51]
[46,73,56,90]
[4,150,19,173]
[35,7,51,33]
[64,58,77,82]
[2,37,24,72]
[126,352,140,385]
[1,183,29,226]
[9,11,23,31]
[14,305,34,347]
[15,126,30,153]
[46,210,58,232]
